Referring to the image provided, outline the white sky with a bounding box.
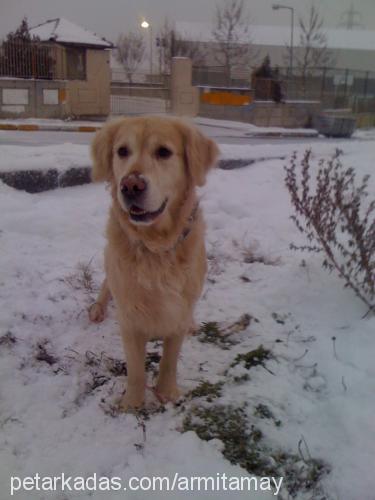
[0,0,374,43]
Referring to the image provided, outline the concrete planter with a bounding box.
[313,113,356,138]
[0,167,91,193]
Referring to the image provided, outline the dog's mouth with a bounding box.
[128,199,168,224]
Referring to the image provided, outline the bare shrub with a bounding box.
[284,149,375,316]
[63,260,97,296]
[232,238,281,265]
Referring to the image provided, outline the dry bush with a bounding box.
[232,238,281,265]
[63,260,97,296]
[285,149,374,316]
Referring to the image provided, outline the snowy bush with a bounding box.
[285,149,375,316]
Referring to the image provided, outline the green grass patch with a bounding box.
[197,322,238,349]
[182,404,329,498]
[188,380,224,401]
[230,345,273,370]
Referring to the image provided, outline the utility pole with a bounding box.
[338,3,364,29]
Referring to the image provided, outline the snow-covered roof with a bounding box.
[176,22,375,52]
[30,18,113,48]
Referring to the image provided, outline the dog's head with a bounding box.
[91,116,218,226]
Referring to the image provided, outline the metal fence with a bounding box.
[110,72,170,116]
[277,67,375,111]
[111,94,169,115]
[0,41,59,79]
[111,69,170,86]
[193,65,375,111]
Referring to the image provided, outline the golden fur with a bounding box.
[89,116,218,410]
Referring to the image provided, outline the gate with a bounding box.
[110,74,170,116]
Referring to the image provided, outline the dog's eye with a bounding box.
[155,146,172,159]
[117,146,130,158]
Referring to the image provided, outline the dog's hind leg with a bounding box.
[88,278,111,323]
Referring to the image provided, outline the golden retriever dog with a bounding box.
[89,116,218,410]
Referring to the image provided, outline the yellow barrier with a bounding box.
[201,91,252,106]
[58,88,67,103]
[356,114,375,128]
[78,126,100,132]
[0,124,18,130]
[18,124,39,131]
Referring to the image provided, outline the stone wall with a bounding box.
[0,47,111,119]
[66,49,111,118]
[0,79,69,119]
[199,100,321,128]
[171,58,199,117]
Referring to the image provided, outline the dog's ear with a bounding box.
[91,120,122,182]
[179,121,219,187]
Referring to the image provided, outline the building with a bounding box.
[176,22,375,73]
[0,18,113,119]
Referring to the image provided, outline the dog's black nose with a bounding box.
[121,172,147,199]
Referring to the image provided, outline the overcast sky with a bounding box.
[0,0,374,42]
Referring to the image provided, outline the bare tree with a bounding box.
[288,5,334,86]
[212,0,255,84]
[156,18,205,74]
[116,32,145,83]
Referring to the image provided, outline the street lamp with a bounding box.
[272,4,294,77]
[141,20,153,77]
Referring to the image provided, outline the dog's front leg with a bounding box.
[155,334,185,403]
[88,278,111,323]
[121,333,146,411]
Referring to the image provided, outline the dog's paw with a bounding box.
[188,320,198,336]
[153,383,181,404]
[119,393,145,413]
[88,302,106,323]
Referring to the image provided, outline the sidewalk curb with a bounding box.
[0,156,282,193]
[195,118,319,138]
[219,156,285,170]
[0,123,100,133]
[247,131,319,138]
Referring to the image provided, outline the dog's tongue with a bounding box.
[130,205,144,213]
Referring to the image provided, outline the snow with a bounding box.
[30,18,112,48]
[0,136,374,500]
[0,139,355,174]
[176,22,375,51]
[0,143,90,172]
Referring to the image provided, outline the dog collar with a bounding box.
[175,202,200,247]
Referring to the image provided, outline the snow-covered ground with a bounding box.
[0,143,90,172]
[0,137,374,500]
[1,133,375,174]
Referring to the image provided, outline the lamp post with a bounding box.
[272,4,294,77]
[141,20,153,77]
